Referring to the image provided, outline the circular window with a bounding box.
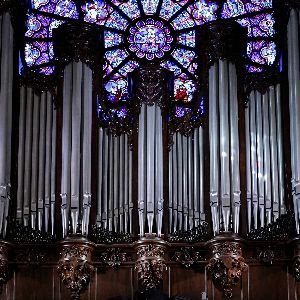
[127,18,173,60]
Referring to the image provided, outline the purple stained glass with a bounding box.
[82,1,112,25]
[104,31,123,48]
[141,0,160,14]
[172,48,195,68]
[172,11,196,30]
[174,77,196,102]
[175,106,192,118]
[187,0,218,25]
[128,19,173,60]
[247,40,276,66]
[111,0,140,20]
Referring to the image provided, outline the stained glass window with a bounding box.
[23,0,279,118]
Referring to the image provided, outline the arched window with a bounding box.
[23,0,278,111]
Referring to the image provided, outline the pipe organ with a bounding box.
[1,1,300,300]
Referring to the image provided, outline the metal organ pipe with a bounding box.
[288,9,300,233]
[245,86,285,232]
[0,13,13,237]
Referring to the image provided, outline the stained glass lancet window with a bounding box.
[23,0,278,117]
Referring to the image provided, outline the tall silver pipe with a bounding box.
[275,84,285,214]
[262,92,272,225]
[193,128,200,227]
[198,127,205,222]
[23,88,33,226]
[70,62,82,234]
[102,130,109,229]
[38,93,47,230]
[269,86,279,221]
[108,133,114,231]
[113,136,119,231]
[169,143,173,232]
[17,87,26,221]
[61,63,72,237]
[188,135,193,229]
[119,135,125,232]
[172,133,178,232]
[50,105,56,235]
[97,128,104,225]
[250,92,258,229]
[219,60,230,232]
[82,64,92,235]
[124,134,129,233]
[209,63,219,235]
[44,93,52,232]
[177,133,183,231]
[229,62,241,233]
[255,92,265,227]
[182,135,188,231]
[245,103,252,230]
[30,93,40,229]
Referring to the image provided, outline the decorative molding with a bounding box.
[135,241,167,291]
[207,236,247,299]
[244,71,280,98]
[57,239,95,300]
[7,222,55,244]
[172,247,203,268]
[293,256,300,281]
[0,242,11,294]
[90,225,133,244]
[167,223,209,243]
[246,214,295,241]
[15,248,47,267]
[128,64,173,110]
[96,248,131,270]
[196,20,247,72]
[254,247,285,265]
[53,22,103,74]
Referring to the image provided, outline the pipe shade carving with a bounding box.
[207,235,247,299]
[135,240,167,291]
[57,238,95,300]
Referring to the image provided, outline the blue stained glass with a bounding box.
[105,10,129,30]
[141,0,160,14]
[172,11,196,30]
[222,0,272,19]
[160,0,189,20]
[172,48,195,69]
[105,76,128,102]
[118,60,139,76]
[160,60,182,76]
[247,40,276,65]
[175,106,192,117]
[104,31,123,48]
[187,0,218,25]
[112,0,140,20]
[247,65,264,73]
[32,0,79,18]
[237,13,275,37]
[128,19,173,60]
[82,1,112,25]
[38,66,55,75]
[105,48,129,69]
[25,41,53,66]
[177,31,195,47]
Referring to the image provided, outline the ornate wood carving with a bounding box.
[135,240,167,291]
[7,221,55,244]
[207,235,247,299]
[129,64,173,111]
[97,248,131,270]
[53,22,103,73]
[246,214,295,241]
[172,247,204,268]
[90,225,133,244]
[196,20,247,72]
[167,222,209,243]
[57,238,95,300]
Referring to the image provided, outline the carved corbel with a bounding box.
[0,241,11,294]
[57,238,95,300]
[135,239,168,291]
[207,235,247,299]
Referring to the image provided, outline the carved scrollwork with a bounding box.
[196,20,247,72]
[172,247,203,268]
[7,221,55,244]
[135,242,167,291]
[167,222,209,243]
[97,248,131,270]
[53,22,104,74]
[244,71,280,99]
[90,225,133,244]
[128,64,173,111]
[207,239,247,299]
[246,214,295,241]
[0,243,10,294]
[57,241,95,300]
[15,248,46,267]
[292,256,300,281]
